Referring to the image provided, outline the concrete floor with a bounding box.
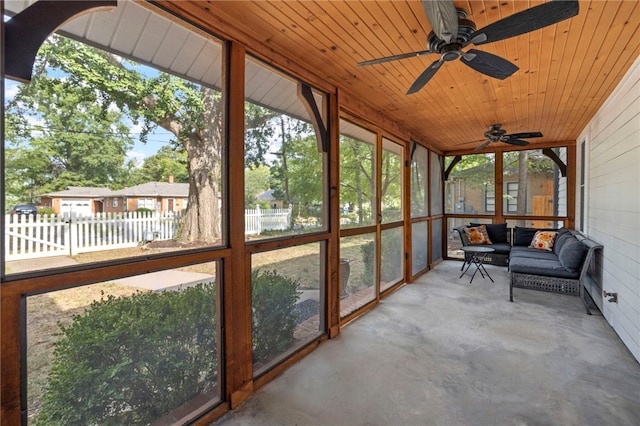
[213,261,640,426]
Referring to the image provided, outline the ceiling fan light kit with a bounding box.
[358,0,580,95]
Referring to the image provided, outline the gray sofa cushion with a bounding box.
[558,237,588,273]
[509,257,580,279]
[510,246,559,261]
[487,243,511,255]
[553,231,572,254]
[456,225,471,245]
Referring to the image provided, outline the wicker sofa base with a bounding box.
[464,251,509,267]
[510,272,580,302]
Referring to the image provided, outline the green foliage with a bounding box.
[360,241,376,285]
[38,207,55,216]
[340,135,375,226]
[268,116,322,211]
[5,57,134,196]
[135,207,154,214]
[360,230,404,284]
[245,165,272,208]
[128,145,189,185]
[251,269,301,363]
[35,284,218,425]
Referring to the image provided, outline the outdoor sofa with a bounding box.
[455,224,603,312]
[455,223,511,267]
[508,228,603,311]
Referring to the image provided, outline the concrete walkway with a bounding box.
[212,261,640,426]
[6,255,214,292]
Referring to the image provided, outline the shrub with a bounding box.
[360,230,403,284]
[135,207,154,214]
[37,206,55,216]
[35,283,217,426]
[251,269,301,363]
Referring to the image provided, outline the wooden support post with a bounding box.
[225,41,254,407]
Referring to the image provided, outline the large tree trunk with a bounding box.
[178,88,222,244]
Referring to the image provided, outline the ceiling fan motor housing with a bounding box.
[485,124,506,140]
[427,11,476,53]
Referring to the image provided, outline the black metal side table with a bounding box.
[460,246,495,284]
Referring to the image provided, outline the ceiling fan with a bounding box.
[357,0,579,95]
[473,124,543,150]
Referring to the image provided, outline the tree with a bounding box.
[340,136,375,225]
[11,35,273,244]
[268,117,323,215]
[129,145,189,185]
[5,70,133,198]
[245,165,272,208]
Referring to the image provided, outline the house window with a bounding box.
[485,185,495,213]
[138,198,154,210]
[506,182,518,213]
[112,198,118,208]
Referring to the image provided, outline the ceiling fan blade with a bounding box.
[504,138,530,146]
[358,49,433,66]
[460,49,519,80]
[507,132,543,139]
[422,0,458,43]
[469,0,579,46]
[406,59,444,95]
[475,140,492,151]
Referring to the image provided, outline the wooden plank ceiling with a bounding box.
[163,0,640,153]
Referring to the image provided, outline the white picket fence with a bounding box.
[245,206,292,235]
[5,207,292,261]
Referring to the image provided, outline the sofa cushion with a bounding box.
[513,226,558,246]
[471,223,508,244]
[510,246,559,261]
[487,243,511,255]
[466,225,492,245]
[529,230,558,251]
[553,231,572,254]
[558,237,588,273]
[509,257,580,279]
[456,225,471,245]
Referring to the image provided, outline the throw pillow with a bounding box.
[465,225,492,245]
[470,222,508,244]
[529,230,558,251]
[514,226,559,246]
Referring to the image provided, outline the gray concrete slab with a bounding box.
[6,255,214,292]
[213,261,640,426]
[6,255,79,274]
[115,270,214,292]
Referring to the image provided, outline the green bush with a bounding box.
[251,269,301,364]
[35,283,217,426]
[360,241,376,285]
[360,230,403,284]
[38,206,55,216]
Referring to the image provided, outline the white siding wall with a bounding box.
[578,55,640,362]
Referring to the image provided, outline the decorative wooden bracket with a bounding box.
[444,155,462,181]
[297,83,328,153]
[542,148,567,177]
[4,0,117,83]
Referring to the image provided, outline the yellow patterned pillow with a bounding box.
[529,230,558,251]
[465,225,492,245]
